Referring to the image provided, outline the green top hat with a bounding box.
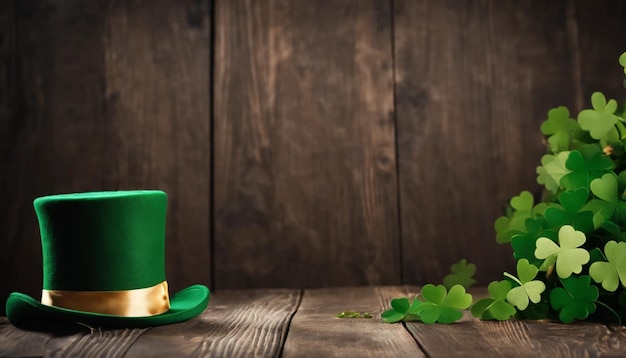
[5,190,210,329]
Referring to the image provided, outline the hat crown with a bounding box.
[34,191,167,291]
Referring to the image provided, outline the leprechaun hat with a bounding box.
[5,190,210,329]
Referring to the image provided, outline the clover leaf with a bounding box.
[560,145,614,191]
[550,275,598,323]
[511,218,556,265]
[471,280,517,320]
[535,225,590,278]
[381,297,421,323]
[495,191,545,243]
[503,259,546,310]
[589,240,626,292]
[578,92,620,145]
[543,188,594,233]
[443,259,476,289]
[413,284,473,324]
[541,106,583,153]
[621,52,626,75]
[537,152,571,194]
[585,173,626,226]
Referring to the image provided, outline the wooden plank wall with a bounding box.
[1,0,625,314]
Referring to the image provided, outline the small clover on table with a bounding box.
[381,297,421,323]
[471,280,516,321]
[443,259,476,289]
[550,275,598,323]
[589,240,626,292]
[413,284,472,324]
[503,259,546,311]
[535,225,590,278]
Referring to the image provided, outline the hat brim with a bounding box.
[5,284,210,330]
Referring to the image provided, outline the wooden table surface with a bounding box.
[1,286,625,357]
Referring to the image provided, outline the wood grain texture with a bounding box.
[0,0,15,316]
[0,0,107,314]
[0,317,85,357]
[125,289,301,357]
[215,1,399,287]
[393,0,590,285]
[102,0,212,293]
[282,286,425,357]
[3,287,626,357]
[214,0,399,289]
[573,0,626,106]
[402,287,626,357]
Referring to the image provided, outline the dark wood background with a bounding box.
[1,0,625,315]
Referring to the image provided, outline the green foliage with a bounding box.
[380,52,626,327]
[537,152,571,194]
[443,259,476,289]
[589,241,626,292]
[534,225,590,279]
[503,259,546,310]
[541,106,583,153]
[560,145,614,191]
[490,52,626,325]
[413,285,473,324]
[471,280,516,320]
[380,297,421,323]
[550,276,598,323]
[578,92,619,145]
[381,285,472,324]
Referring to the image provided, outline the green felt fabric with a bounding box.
[34,191,167,291]
[6,190,211,329]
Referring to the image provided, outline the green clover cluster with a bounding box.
[485,51,626,324]
[381,52,626,326]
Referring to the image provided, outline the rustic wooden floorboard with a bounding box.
[2,287,626,357]
[403,287,626,357]
[0,317,85,357]
[124,289,301,357]
[282,286,425,357]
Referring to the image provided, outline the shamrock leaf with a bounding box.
[589,240,626,292]
[550,275,598,323]
[471,280,517,320]
[560,145,614,191]
[541,106,583,153]
[537,152,571,194]
[621,52,626,75]
[503,259,546,310]
[511,219,556,265]
[578,92,619,145]
[534,225,590,278]
[584,173,626,226]
[381,297,421,323]
[443,259,476,289]
[543,188,594,233]
[413,284,472,324]
[495,191,545,243]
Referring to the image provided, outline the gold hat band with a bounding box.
[41,281,170,317]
